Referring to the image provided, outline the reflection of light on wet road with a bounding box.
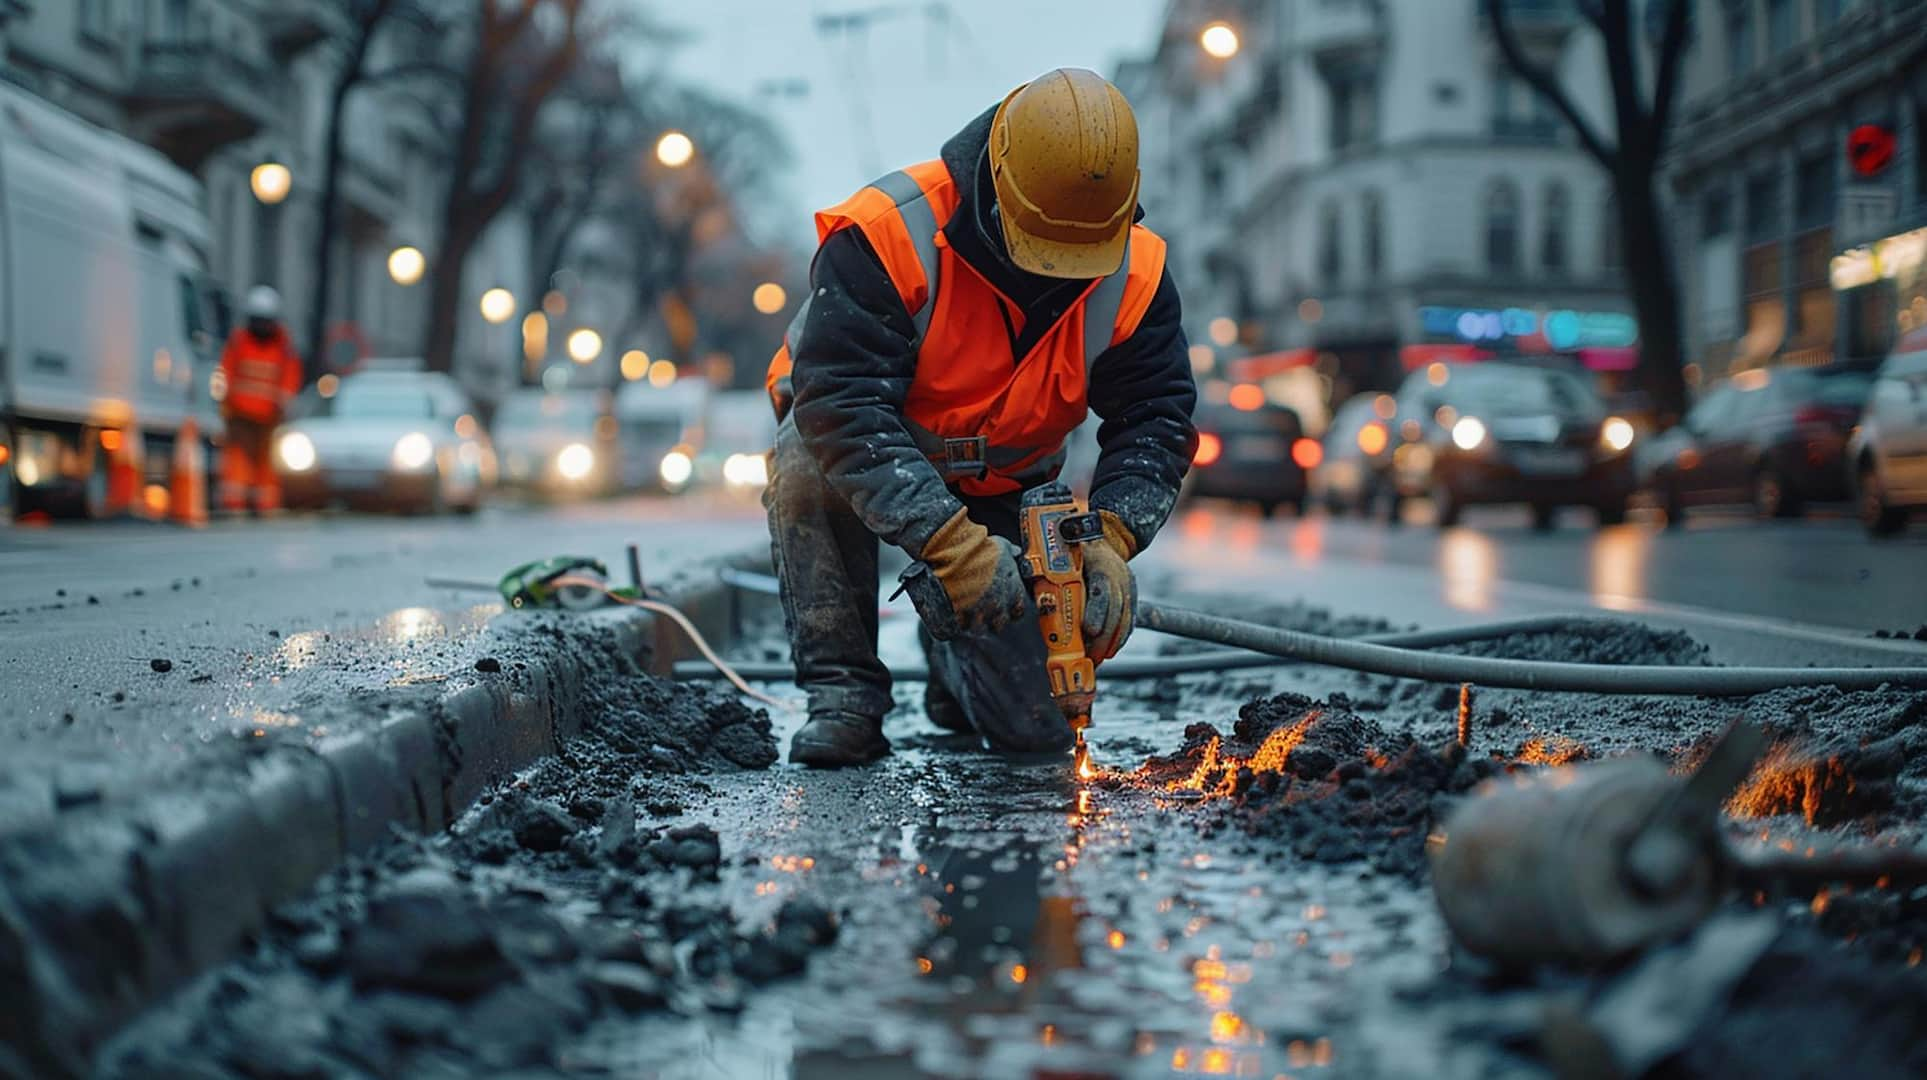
[381,606,443,642]
[1438,528,1497,612]
[1588,525,1651,610]
[1288,518,1325,564]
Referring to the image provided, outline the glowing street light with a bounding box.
[387,245,425,286]
[250,162,292,205]
[656,130,695,168]
[1208,316,1238,347]
[647,359,677,387]
[479,288,516,324]
[752,282,788,315]
[1200,22,1240,59]
[567,328,603,364]
[621,349,650,381]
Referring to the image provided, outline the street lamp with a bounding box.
[647,359,677,388]
[752,282,788,315]
[250,162,292,205]
[1200,22,1240,59]
[479,288,516,324]
[388,245,425,286]
[656,130,695,168]
[567,328,603,364]
[620,349,650,381]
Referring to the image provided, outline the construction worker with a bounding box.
[764,69,1197,767]
[217,286,304,515]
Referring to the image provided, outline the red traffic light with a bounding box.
[1847,124,1896,178]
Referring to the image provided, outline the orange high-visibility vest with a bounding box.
[220,327,304,426]
[767,159,1167,497]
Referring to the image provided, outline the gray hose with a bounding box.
[674,613,1606,683]
[675,612,1708,685]
[696,569,1927,695]
[1134,601,1927,696]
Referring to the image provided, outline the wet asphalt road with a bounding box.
[3,492,1922,821]
[57,490,1927,1078]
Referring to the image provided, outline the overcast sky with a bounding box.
[655,0,1168,249]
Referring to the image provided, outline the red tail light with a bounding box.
[1195,432,1223,467]
[1792,404,1852,428]
[1291,437,1323,470]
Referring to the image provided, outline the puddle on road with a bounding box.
[564,672,1453,1080]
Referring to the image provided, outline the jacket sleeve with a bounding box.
[1085,266,1198,554]
[787,227,966,555]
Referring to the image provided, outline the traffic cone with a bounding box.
[169,419,208,528]
[101,422,145,518]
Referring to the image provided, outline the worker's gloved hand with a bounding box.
[904,507,1030,641]
[1081,510,1138,661]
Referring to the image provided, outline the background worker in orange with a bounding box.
[217,286,304,514]
[764,69,1198,767]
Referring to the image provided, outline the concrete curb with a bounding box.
[0,544,779,1077]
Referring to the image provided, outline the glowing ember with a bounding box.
[1515,736,1589,766]
[1726,743,1855,826]
[1153,715,1318,798]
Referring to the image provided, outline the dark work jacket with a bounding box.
[787,104,1198,556]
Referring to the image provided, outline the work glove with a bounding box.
[901,507,1030,641]
[1081,510,1138,662]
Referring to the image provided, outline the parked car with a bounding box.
[276,369,494,513]
[1186,398,1315,517]
[1389,362,1636,530]
[1848,340,1927,536]
[1312,393,1397,516]
[1643,365,1875,524]
[494,389,620,498]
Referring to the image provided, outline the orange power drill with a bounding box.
[1019,482,1105,777]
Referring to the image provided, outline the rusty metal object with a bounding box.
[1430,723,1765,968]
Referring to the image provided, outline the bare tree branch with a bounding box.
[1482,0,1618,169]
[1649,0,1694,151]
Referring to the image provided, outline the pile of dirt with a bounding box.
[100,677,818,1077]
[1444,618,1713,667]
[1128,692,1501,878]
[1673,928,1927,1078]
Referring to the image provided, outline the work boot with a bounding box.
[924,678,973,734]
[789,710,890,767]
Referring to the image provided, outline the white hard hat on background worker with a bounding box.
[244,285,283,321]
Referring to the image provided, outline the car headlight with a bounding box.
[722,452,769,488]
[1450,416,1488,451]
[392,432,435,471]
[659,449,693,489]
[555,442,595,481]
[277,432,317,473]
[1600,416,1635,453]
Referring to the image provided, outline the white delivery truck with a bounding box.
[0,82,219,519]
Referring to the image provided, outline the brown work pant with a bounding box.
[220,416,282,513]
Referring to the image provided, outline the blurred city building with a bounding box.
[0,1,544,394]
[1665,0,1927,379]
[1121,0,1637,409]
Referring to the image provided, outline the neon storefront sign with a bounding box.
[1419,306,1639,349]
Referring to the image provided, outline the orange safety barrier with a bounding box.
[170,419,208,528]
[101,423,147,519]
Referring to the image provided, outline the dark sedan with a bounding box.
[1390,362,1637,530]
[1642,366,1875,523]
[1186,395,1317,517]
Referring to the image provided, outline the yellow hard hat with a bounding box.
[989,68,1140,280]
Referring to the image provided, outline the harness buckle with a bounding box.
[937,436,990,480]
